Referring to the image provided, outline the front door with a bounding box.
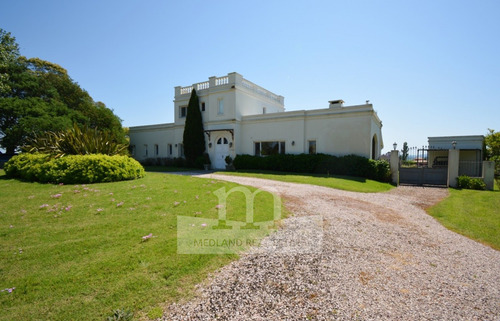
[214,137,229,169]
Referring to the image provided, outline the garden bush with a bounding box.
[5,153,145,184]
[233,154,391,182]
[456,175,486,190]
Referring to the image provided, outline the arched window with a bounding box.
[217,137,229,144]
[372,134,378,159]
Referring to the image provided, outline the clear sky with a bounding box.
[1,0,499,153]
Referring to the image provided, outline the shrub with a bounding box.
[233,154,391,182]
[457,175,486,190]
[5,153,145,184]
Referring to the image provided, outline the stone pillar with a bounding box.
[482,161,495,191]
[208,76,216,88]
[228,72,243,86]
[390,150,399,185]
[447,149,460,187]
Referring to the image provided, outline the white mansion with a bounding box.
[129,72,384,169]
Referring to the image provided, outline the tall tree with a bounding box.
[182,89,205,164]
[485,128,499,178]
[401,142,409,161]
[485,129,499,160]
[0,29,20,95]
[0,28,126,154]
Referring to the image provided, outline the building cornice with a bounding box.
[241,104,377,122]
[129,123,176,132]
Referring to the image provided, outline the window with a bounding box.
[217,137,228,144]
[179,143,184,157]
[154,144,159,156]
[254,142,260,156]
[201,102,206,112]
[168,144,172,156]
[308,140,317,154]
[179,106,187,118]
[254,141,285,156]
[144,144,148,157]
[218,99,224,114]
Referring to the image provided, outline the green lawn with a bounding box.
[0,170,280,320]
[143,165,200,173]
[215,170,394,193]
[427,185,500,250]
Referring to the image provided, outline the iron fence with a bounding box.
[459,161,482,177]
[400,146,449,169]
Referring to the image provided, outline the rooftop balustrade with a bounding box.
[175,72,284,104]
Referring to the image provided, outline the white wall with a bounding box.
[234,87,284,119]
[239,105,381,158]
[129,125,183,161]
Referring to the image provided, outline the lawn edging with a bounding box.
[214,170,394,193]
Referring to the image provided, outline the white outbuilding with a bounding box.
[129,72,384,169]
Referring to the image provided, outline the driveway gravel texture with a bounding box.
[162,174,500,321]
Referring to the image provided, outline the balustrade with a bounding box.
[177,74,283,105]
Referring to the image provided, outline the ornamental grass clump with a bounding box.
[23,123,128,158]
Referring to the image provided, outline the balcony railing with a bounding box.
[178,76,230,95]
[215,76,228,86]
[175,73,284,104]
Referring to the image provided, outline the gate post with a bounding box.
[447,149,460,187]
[390,150,399,185]
[482,161,495,191]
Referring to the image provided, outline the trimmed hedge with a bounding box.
[233,154,391,182]
[140,154,211,169]
[4,153,145,184]
[456,175,486,190]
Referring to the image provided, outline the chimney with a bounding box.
[329,99,344,108]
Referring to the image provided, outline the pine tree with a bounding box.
[401,142,409,161]
[182,89,205,165]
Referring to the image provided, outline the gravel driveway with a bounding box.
[162,174,500,320]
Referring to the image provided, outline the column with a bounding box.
[390,150,399,185]
[447,149,460,187]
[482,161,495,191]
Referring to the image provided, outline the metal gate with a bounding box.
[399,147,448,186]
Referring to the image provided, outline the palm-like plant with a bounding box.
[23,123,128,158]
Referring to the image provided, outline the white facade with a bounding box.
[129,72,384,169]
[427,135,484,172]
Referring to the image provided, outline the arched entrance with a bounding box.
[214,136,230,169]
[371,134,378,159]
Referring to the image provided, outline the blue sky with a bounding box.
[1,0,499,153]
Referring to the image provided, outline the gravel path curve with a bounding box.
[162,174,500,320]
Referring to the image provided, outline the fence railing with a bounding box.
[399,146,449,168]
[459,161,482,177]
